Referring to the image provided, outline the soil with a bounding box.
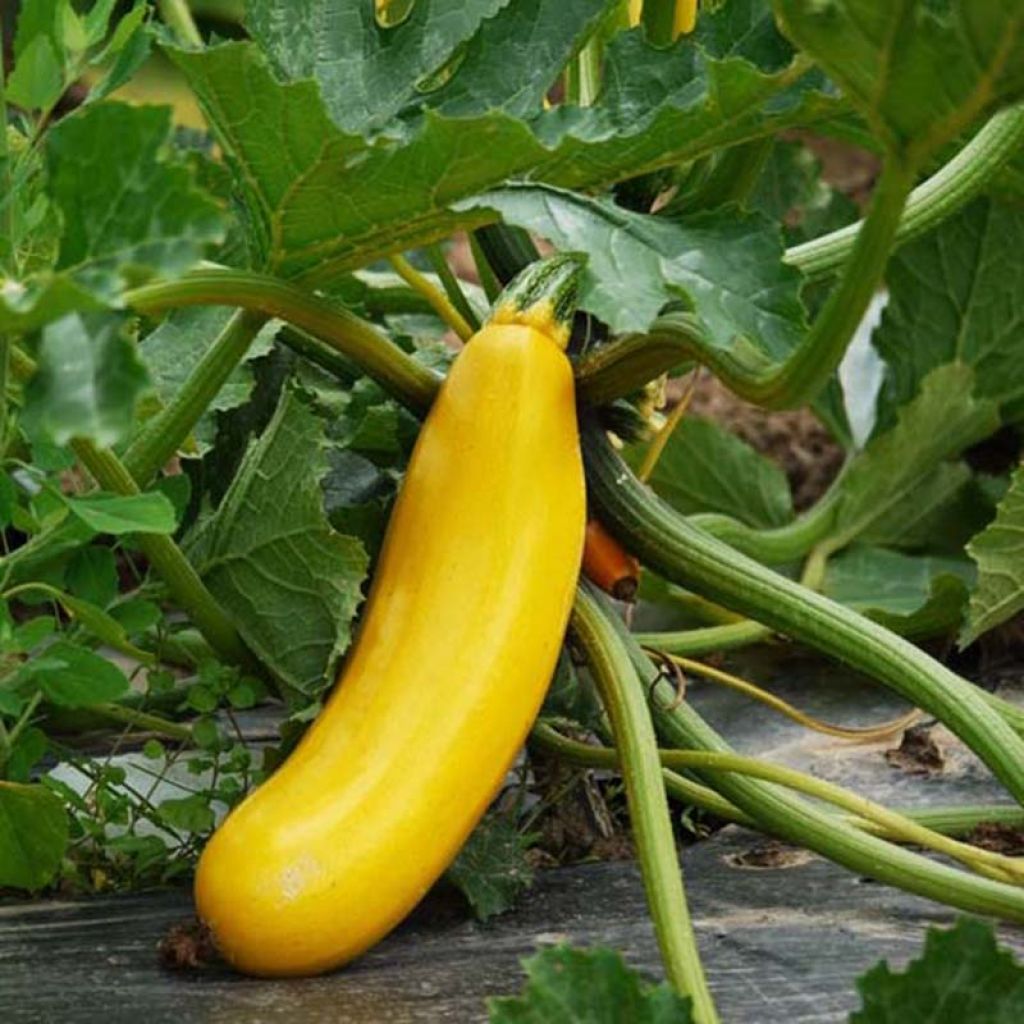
[679,373,845,510]
[884,726,946,777]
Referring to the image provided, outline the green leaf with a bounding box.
[414,0,619,119]
[694,0,796,70]
[13,0,63,62]
[447,815,535,922]
[489,945,693,1023]
[856,463,979,552]
[64,492,178,535]
[823,546,973,639]
[459,185,807,346]
[17,640,130,707]
[139,307,278,457]
[0,103,224,332]
[830,365,1000,548]
[191,388,369,694]
[626,417,793,528]
[84,0,120,45]
[852,917,1024,1023]
[246,0,507,133]
[85,7,153,106]
[750,139,857,244]
[874,199,1024,426]
[22,312,150,447]
[0,781,68,891]
[961,463,1024,646]
[158,794,214,834]
[65,546,118,608]
[6,34,65,112]
[110,598,162,637]
[167,33,838,281]
[774,0,1024,159]
[542,648,602,731]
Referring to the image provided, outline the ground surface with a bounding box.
[3,654,1024,1022]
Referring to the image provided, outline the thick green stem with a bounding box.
[388,254,473,341]
[787,102,1024,281]
[582,421,1024,804]
[534,724,1024,839]
[123,269,440,414]
[535,720,1024,883]
[70,439,250,668]
[158,0,204,46]
[573,584,718,1019]
[687,482,843,565]
[580,160,915,409]
[7,347,248,667]
[633,619,772,656]
[123,309,267,485]
[425,244,481,332]
[583,589,1024,922]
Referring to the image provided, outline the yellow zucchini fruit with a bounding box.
[194,255,587,977]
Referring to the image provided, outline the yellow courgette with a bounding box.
[194,255,587,976]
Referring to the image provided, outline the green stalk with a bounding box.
[584,588,1024,922]
[582,421,1024,804]
[534,721,755,826]
[277,325,363,384]
[573,583,718,1019]
[387,254,473,340]
[123,269,440,414]
[633,619,771,656]
[580,160,915,409]
[686,482,843,565]
[468,234,503,303]
[122,309,267,485]
[472,225,540,286]
[158,0,204,47]
[534,724,1024,839]
[535,720,1024,883]
[7,346,249,667]
[69,439,250,668]
[640,0,677,45]
[425,244,481,332]
[90,703,193,742]
[787,102,1024,281]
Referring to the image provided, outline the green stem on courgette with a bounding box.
[425,244,481,333]
[581,419,1024,804]
[158,0,204,47]
[573,583,719,1020]
[633,618,773,656]
[387,254,473,341]
[786,102,1024,282]
[69,440,252,669]
[123,309,268,485]
[578,159,916,409]
[123,269,440,414]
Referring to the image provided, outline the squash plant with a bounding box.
[3,0,1024,1017]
